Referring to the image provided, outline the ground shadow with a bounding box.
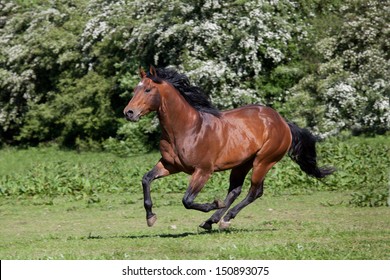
[94,227,278,240]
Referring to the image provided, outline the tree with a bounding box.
[1,0,387,150]
[289,0,389,136]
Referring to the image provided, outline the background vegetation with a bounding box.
[1,0,388,149]
[1,136,389,207]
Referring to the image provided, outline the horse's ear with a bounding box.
[149,65,157,77]
[139,66,146,78]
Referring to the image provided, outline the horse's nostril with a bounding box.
[125,109,137,121]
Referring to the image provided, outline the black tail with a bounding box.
[287,122,335,179]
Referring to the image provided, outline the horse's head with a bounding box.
[123,66,161,122]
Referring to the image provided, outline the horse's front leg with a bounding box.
[142,159,177,227]
[182,169,225,212]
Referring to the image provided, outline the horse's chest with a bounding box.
[159,140,196,173]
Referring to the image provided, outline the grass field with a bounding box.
[0,136,389,259]
[1,191,389,259]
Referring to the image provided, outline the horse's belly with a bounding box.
[213,133,260,171]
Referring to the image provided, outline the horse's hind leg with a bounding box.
[219,161,276,229]
[182,169,224,212]
[199,163,252,230]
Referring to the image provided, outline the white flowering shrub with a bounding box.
[138,0,311,108]
[0,0,318,146]
[0,0,387,147]
[76,0,318,106]
[0,0,87,144]
[289,0,389,136]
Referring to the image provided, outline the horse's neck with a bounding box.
[158,88,200,141]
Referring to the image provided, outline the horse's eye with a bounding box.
[145,88,151,93]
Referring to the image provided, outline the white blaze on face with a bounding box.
[138,81,144,87]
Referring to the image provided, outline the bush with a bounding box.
[103,115,160,157]
[0,0,388,150]
[1,136,389,208]
[349,187,389,207]
[289,0,390,137]
[17,71,118,148]
[0,0,87,144]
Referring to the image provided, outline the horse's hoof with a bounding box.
[219,220,231,230]
[147,214,157,227]
[215,199,226,209]
[199,221,212,230]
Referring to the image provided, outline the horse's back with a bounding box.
[222,105,290,137]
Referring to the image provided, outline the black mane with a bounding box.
[147,67,221,117]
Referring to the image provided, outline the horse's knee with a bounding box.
[182,197,193,209]
[144,199,153,210]
[142,172,153,187]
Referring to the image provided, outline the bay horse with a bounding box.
[124,66,334,230]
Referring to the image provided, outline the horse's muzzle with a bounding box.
[124,109,140,122]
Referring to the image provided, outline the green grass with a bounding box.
[0,136,389,259]
[1,192,389,259]
[1,136,389,204]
